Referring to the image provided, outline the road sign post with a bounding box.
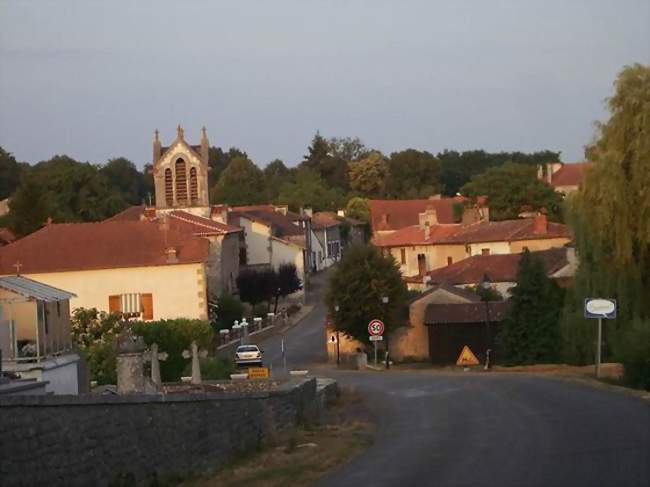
[584,298,617,379]
[368,319,385,367]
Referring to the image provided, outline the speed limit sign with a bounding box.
[368,319,385,336]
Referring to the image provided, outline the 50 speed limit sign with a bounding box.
[368,319,385,336]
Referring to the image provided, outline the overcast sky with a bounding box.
[1,0,648,169]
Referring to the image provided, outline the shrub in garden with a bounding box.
[212,292,244,330]
[131,319,213,382]
[617,318,650,390]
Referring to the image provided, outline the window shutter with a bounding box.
[141,293,154,320]
[108,295,121,313]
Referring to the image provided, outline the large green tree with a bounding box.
[345,196,370,223]
[0,147,26,200]
[100,157,148,205]
[348,151,388,197]
[263,159,291,200]
[211,156,266,205]
[385,149,441,198]
[325,244,408,345]
[207,146,248,187]
[499,249,564,364]
[277,168,345,211]
[460,162,563,221]
[7,173,54,236]
[438,149,561,196]
[300,132,349,190]
[561,64,650,386]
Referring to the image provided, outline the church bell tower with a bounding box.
[152,125,210,217]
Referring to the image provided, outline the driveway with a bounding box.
[258,276,650,487]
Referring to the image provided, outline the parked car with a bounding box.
[234,344,263,367]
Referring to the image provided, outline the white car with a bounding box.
[234,345,263,367]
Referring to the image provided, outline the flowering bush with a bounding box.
[70,308,128,348]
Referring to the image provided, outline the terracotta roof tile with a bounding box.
[229,209,303,237]
[104,205,146,222]
[168,210,242,236]
[440,217,569,244]
[0,221,210,275]
[423,248,568,285]
[373,224,460,246]
[369,198,459,232]
[0,228,15,245]
[424,300,511,325]
[551,162,592,187]
[312,212,342,230]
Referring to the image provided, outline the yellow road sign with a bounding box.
[456,345,480,366]
[248,367,270,379]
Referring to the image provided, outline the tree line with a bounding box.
[0,132,561,238]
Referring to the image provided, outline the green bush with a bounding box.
[182,357,235,380]
[213,292,244,330]
[131,319,213,382]
[617,318,650,390]
[85,340,117,386]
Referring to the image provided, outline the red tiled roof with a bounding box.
[423,248,568,285]
[0,228,15,245]
[373,224,460,246]
[424,300,511,325]
[440,217,569,244]
[369,198,459,232]
[0,221,210,275]
[168,210,241,236]
[551,162,592,187]
[408,282,481,303]
[312,212,342,230]
[104,205,146,222]
[230,209,303,237]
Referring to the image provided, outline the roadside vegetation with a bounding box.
[181,388,374,487]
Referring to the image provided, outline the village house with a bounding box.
[227,205,313,283]
[374,210,571,283]
[369,196,462,236]
[312,212,343,267]
[409,246,575,294]
[0,220,213,320]
[0,275,82,394]
[537,161,592,195]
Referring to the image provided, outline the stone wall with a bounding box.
[0,378,317,487]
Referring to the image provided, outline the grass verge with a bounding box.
[181,388,374,487]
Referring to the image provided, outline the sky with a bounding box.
[0,0,648,169]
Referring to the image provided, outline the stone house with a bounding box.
[374,212,571,286]
[537,161,592,195]
[0,220,214,320]
[0,275,82,394]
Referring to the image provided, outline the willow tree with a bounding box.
[562,64,650,380]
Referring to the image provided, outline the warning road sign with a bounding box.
[248,367,270,379]
[368,319,385,336]
[456,345,480,366]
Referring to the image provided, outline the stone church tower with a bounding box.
[152,125,210,217]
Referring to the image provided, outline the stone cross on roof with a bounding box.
[13,261,22,276]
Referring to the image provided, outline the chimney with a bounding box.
[166,247,178,263]
[303,207,313,218]
[200,126,209,166]
[532,214,548,234]
[429,194,441,200]
[381,213,389,227]
[424,221,431,240]
[153,129,161,165]
[419,208,438,229]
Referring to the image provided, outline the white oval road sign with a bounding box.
[586,299,616,316]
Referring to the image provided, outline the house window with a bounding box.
[417,254,427,276]
[400,248,406,265]
[108,293,154,320]
[447,256,453,266]
[327,241,341,259]
[481,248,490,256]
[522,246,529,252]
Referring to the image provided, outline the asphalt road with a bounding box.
[259,273,650,487]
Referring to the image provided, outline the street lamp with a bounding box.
[480,274,492,370]
[334,305,341,365]
[381,296,390,369]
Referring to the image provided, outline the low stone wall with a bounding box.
[0,377,318,487]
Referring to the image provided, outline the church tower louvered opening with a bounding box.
[190,167,198,203]
[164,168,173,206]
[175,158,188,204]
[153,125,210,213]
